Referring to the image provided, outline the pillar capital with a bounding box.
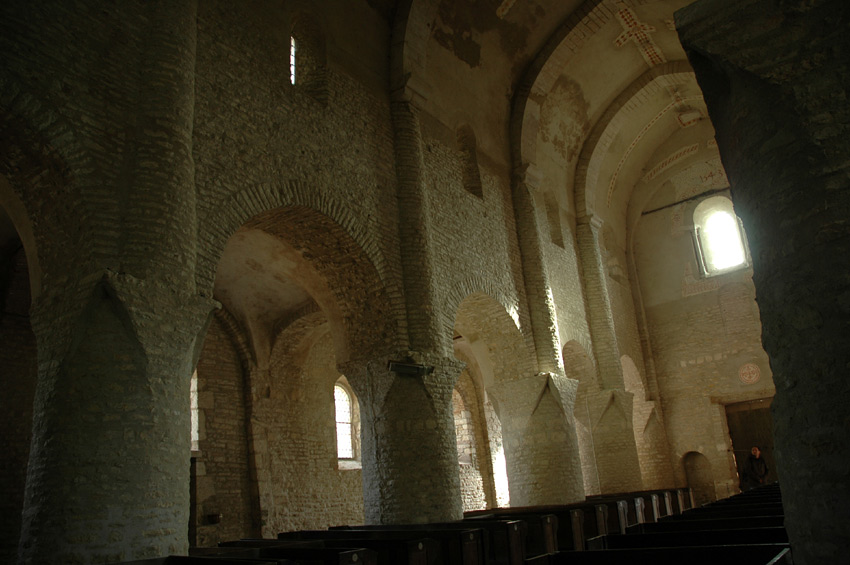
[340,350,465,412]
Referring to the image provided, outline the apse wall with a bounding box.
[633,151,775,499]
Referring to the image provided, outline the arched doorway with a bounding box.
[0,192,38,563]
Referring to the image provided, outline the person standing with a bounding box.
[741,446,769,490]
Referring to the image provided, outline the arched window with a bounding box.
[334,384,354,459]
[190,369,199,451]
[693,196,749,276]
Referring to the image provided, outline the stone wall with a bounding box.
[634,184,774,499]
[262,321,364,535]
[193,315,255,546]
[0,246,36,563]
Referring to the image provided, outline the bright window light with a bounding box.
[289,36,296,85]
[693,196,749,276]
[190,370,199,451]
[703,211,746,270]
[335,385,353,459]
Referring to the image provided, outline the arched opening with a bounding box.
[192,204,392,544]
[452,375,489,511]
[682,451,716,507]
[0,202,37,563]
[452,292,534,509]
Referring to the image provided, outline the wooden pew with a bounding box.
[205,544,373,565]
[326,525,485,565]
[464,513,557,558]
[587,526,789,550]
[277,529,436,565]
[673,503,785,520]
[628,515,785,533]
[527,544,792,564]
[328,520,525,565]
[116,557,281,565]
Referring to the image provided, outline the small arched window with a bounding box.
[190,369,199,452]
[334,384,354,459]
[693,196,749,276]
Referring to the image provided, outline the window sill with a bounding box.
[338,459,362,471]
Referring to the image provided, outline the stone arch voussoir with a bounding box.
[448,279,536,385]
[0,80,97,300]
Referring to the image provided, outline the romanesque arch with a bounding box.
[451,290,532,509]
[0,194,37,563]
[191,201,397,543]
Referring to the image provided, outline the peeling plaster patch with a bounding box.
[538,76,590,161]
[433,26,482,67]
[432,0,532,67]
[497,0,517,19]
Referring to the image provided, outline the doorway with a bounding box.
[725,398,777,488]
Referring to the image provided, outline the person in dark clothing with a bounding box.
[741,446,769,490]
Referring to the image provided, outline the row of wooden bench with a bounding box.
[115,484,789,564]
[530,483,790,564]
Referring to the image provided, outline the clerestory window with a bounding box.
[334,384,354,459]
[289,14,327,101]
[693,196,749,276]
[190,369,199,451]
[289,36,296,85]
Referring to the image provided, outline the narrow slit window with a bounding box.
[190,369,199,451]
[289,36,297,85]
[335,385,353,459]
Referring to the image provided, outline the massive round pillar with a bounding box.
[677,1,850,562]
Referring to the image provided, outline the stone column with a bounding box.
[511,166,566,374]
[575,215,625,390]
[20,273,215,563]
[575,215,643,492]
[7,1,209,561]
[488,373,584,506]
[341,352,465,524]
[390,89,443,352]
[677,1,850,561]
